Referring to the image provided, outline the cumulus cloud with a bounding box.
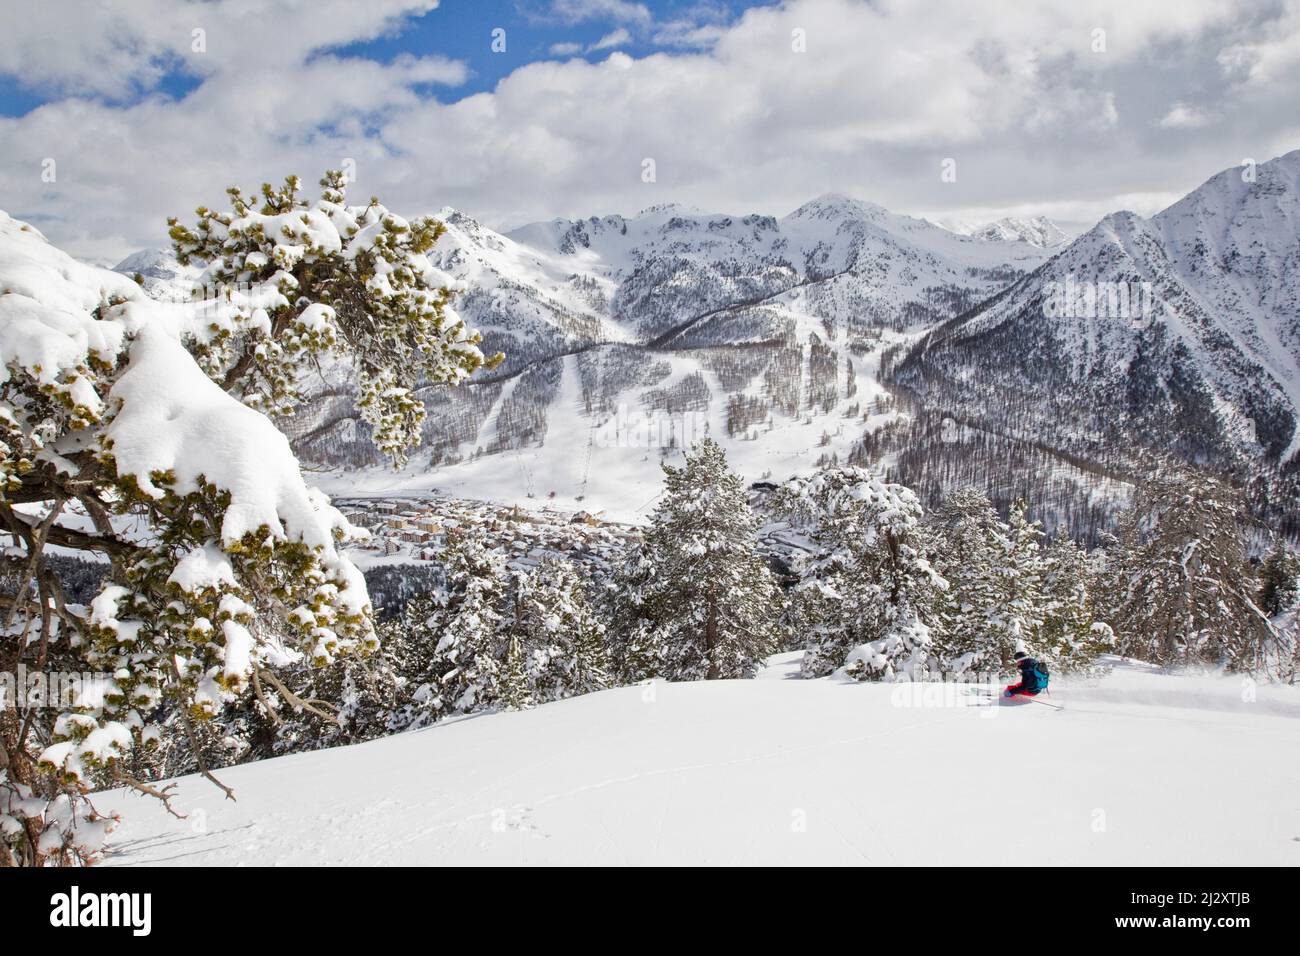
[1,0,1297,261]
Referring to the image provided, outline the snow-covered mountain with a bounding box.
[114,193,1055,519]
[112,246,190,285]
[102,157,1300,535]
[934,214,1073,249]
[429,208,631,376]
[893,150,1300,529]
[503,194,1053,345]
[971,215,1072,249]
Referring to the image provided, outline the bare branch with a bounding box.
[111,770,188,820]
[167,658,238,803]
[250,667,283,726]
[257,667,340,723]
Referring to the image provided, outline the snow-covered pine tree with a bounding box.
[499,630,534,712]
[930,494,1109,676]
[380,590,444,731]
[1257,540,1300,617]
[389,547,610,724]
[136,636,403,777]
[0,174,495,865]
[394,531,509,726]
[613,439,781,681]
[926,489,1004,676]
[777,467,944,680]
[1036,535,1115,671]
[984,499,1046,667]
[264,646,404,755]
[516,559,609,702]
[1105,466,1275,670]
[1256,540,1300,681]
[607,547,665,682]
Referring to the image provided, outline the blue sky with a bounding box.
[0,1,777,117]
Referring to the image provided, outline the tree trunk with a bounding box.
[0,709,45,867]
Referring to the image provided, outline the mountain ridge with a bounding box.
[889,150,1300,534]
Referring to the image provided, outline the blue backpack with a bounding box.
[1031,660,1050,692]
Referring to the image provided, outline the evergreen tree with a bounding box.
[518,559,610,701]
[267,650,403,755]
[607,549,665,682]
[1037,536,1115,670]
[380,590,444,731]
[1105,467,1275,670]
[388,547,612,726]
[613,439,782,680]
[777,467,943,680]
[1257,540,1300,617]
[499,631,534,712]
[167,171,502,463]
[929,492,1109,675]
[388,531,508,728]
[984,499,1047,667]
[927,489,1005,676]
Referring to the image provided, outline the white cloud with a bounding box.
[590,28,633,51]
[543,0,652,27]
[0,0,1295,262]
[1159,102,1212,128]
[651,1,734,49]
[541,0,728,51]
[0,0,443,99]
[1217,1,1300,84]
[922,191,1188,238]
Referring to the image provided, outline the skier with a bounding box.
[1003,650,1049,699]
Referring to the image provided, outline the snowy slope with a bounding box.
[312,323,911,522]
[99,656,1300,866]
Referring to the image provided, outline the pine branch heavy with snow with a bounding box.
[0,172,497,865]
[167,171,502,465]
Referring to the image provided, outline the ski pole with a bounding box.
[1024,696,1063,711]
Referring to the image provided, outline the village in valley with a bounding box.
[335,493,644,574]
